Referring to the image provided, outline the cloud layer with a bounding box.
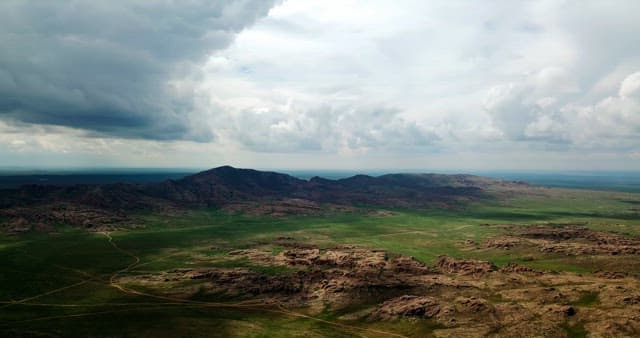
[0,0,276,141]
[195,1,640,156]
[1,0,639,169]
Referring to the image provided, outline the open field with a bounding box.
[4,0,639,336]
[1,187,640,337]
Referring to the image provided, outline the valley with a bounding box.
[1,167,640,337]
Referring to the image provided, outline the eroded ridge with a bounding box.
[116,236,640,337]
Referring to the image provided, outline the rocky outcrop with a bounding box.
[480,225,640,257]
[0,203,130,232]
[391,256,432,274]
[543,304,576,317]
[455,297,492,314]
[373,295,441,319]
[2,166,526,230]
[499,263,543,275]
[435,256,495,276]
[483,236,522,249]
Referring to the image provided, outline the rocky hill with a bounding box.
[0,166,527,231]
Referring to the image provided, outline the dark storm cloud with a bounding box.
[0,0,277,141]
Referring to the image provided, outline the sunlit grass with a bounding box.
[1,187,639,336]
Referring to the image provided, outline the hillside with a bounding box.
[0,166,527,231]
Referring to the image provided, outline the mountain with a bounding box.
[0,166,527,231]
[147,166,504,208]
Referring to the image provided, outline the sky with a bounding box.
[1,0,639,171]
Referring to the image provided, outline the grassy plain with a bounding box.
[1,187,639,337]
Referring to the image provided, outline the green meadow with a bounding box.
[1,187,639,337]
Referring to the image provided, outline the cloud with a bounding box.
[485,70,640,148]
[1,0,640,170]
[194,0,639,161]
[566,72,640,146]
[0,0,277,141]
[223,103,440,153]
[483,67,576,142]
[620,72,640,98]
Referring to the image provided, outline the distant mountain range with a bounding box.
[0,166,528,231]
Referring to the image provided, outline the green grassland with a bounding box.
[1,187,639,337]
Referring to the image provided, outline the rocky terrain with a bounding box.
[0,166,527,232]
[2,167,640,337]
[476,223,640,257]
[117,229,640,337]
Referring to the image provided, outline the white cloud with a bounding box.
[565,72,640,146]
[620,72,640,98]
[1,0,640,169]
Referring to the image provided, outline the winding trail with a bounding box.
[102,232,140,286]
[0,250,109,310]
[7,304,204,324]
[0,280,90,310]
[101,231,408,338]
[2,231,408,338]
